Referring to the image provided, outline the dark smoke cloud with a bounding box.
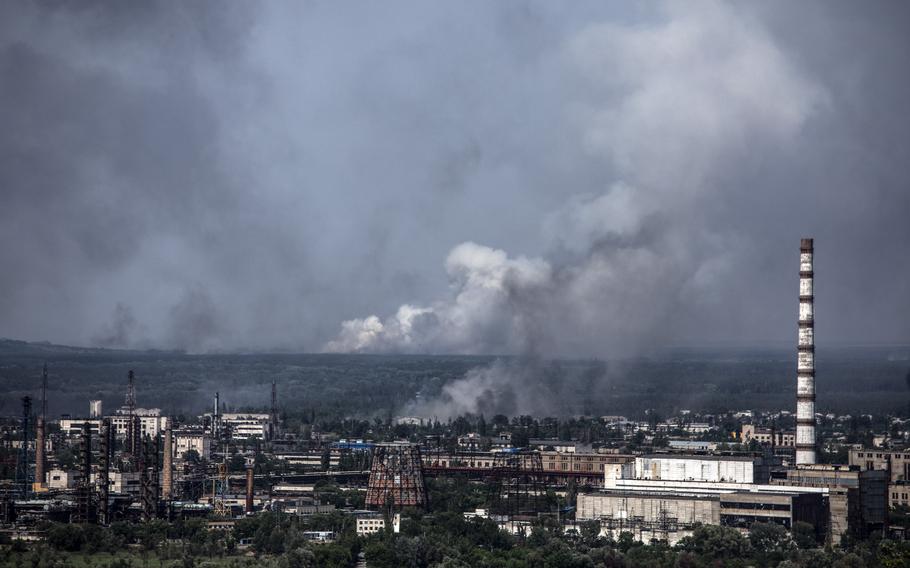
[168,287,225,354]
[92,303,143,349]
[0,1,908,359]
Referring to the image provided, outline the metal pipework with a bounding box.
[99,419,111,525]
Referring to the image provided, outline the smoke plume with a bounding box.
[326,3,825,359]
[323,3,839,416]
[1,2,908,357]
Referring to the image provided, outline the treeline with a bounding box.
[365,517,910,568]
[3,480,909,568]
[1,347,908,420]
[1,512,359,568]
[7,513,909,568]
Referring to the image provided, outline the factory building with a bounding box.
[577,488,825,545]
[173,428,212,460]
[58,418,101,437]
[889,483,910,508]
[274,451,340,469]
[590,456,828,542]
[850,449,910,482]
[220,413,270,441]
[849,449,910,509]
[772,464,888,543]
[633,454,769,484]
[110,410,168,440]
[577,491,717,545]
[541,451,634,475]
[45,468,80,490]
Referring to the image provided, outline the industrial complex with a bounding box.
[0,239,907,549]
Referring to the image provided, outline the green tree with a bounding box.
[579,520,602,548]
[677,525,752,560]
[792,520,818,549]
[46,523,84,552]
[749,522,793,554]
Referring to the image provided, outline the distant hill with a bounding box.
[0,338,179,357]
[0,338,118,356]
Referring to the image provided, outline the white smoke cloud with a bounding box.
[325,242,551,354]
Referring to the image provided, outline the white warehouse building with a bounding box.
[633,454,765,484]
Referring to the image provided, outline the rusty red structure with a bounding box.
[365,442,427,510]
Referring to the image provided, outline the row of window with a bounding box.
[856,452,910,459]
[719,502,791,511]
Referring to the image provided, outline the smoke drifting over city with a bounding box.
[1,2,909,357]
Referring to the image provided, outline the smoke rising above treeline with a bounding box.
[1,2,909,356]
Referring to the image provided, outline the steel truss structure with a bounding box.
[365,442,428,510]
[486,451,550,518]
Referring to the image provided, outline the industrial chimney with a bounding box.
[796,238,817,465]
[245,457,255,514]
[34,416,45,492]
[34,364,48,492]
[161,423,173,501]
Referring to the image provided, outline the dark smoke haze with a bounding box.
[2,1,909,360]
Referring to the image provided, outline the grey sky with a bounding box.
[1,1,908,355]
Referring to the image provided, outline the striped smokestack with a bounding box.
[796,238,816,465]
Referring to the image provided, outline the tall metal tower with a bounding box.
[269,381,279,441]
[125,370,136,412]
[125,370,137,456]
[140,435,160,520]
[15,397,32,497]
[212,462,229,517]
[796,238,817,465]
[74,422,95,523]
[35,364,48,492]
[40,363,48,419]
[98,419,111,525]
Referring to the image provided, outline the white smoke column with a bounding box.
[325,242,551,354]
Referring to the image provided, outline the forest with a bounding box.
[1,339,907,420]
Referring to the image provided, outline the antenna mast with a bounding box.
[41,363,48,420]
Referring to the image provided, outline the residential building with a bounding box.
[741,424,796,447]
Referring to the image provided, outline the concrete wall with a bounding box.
[577,493,720,526]
[635,456,754,483]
